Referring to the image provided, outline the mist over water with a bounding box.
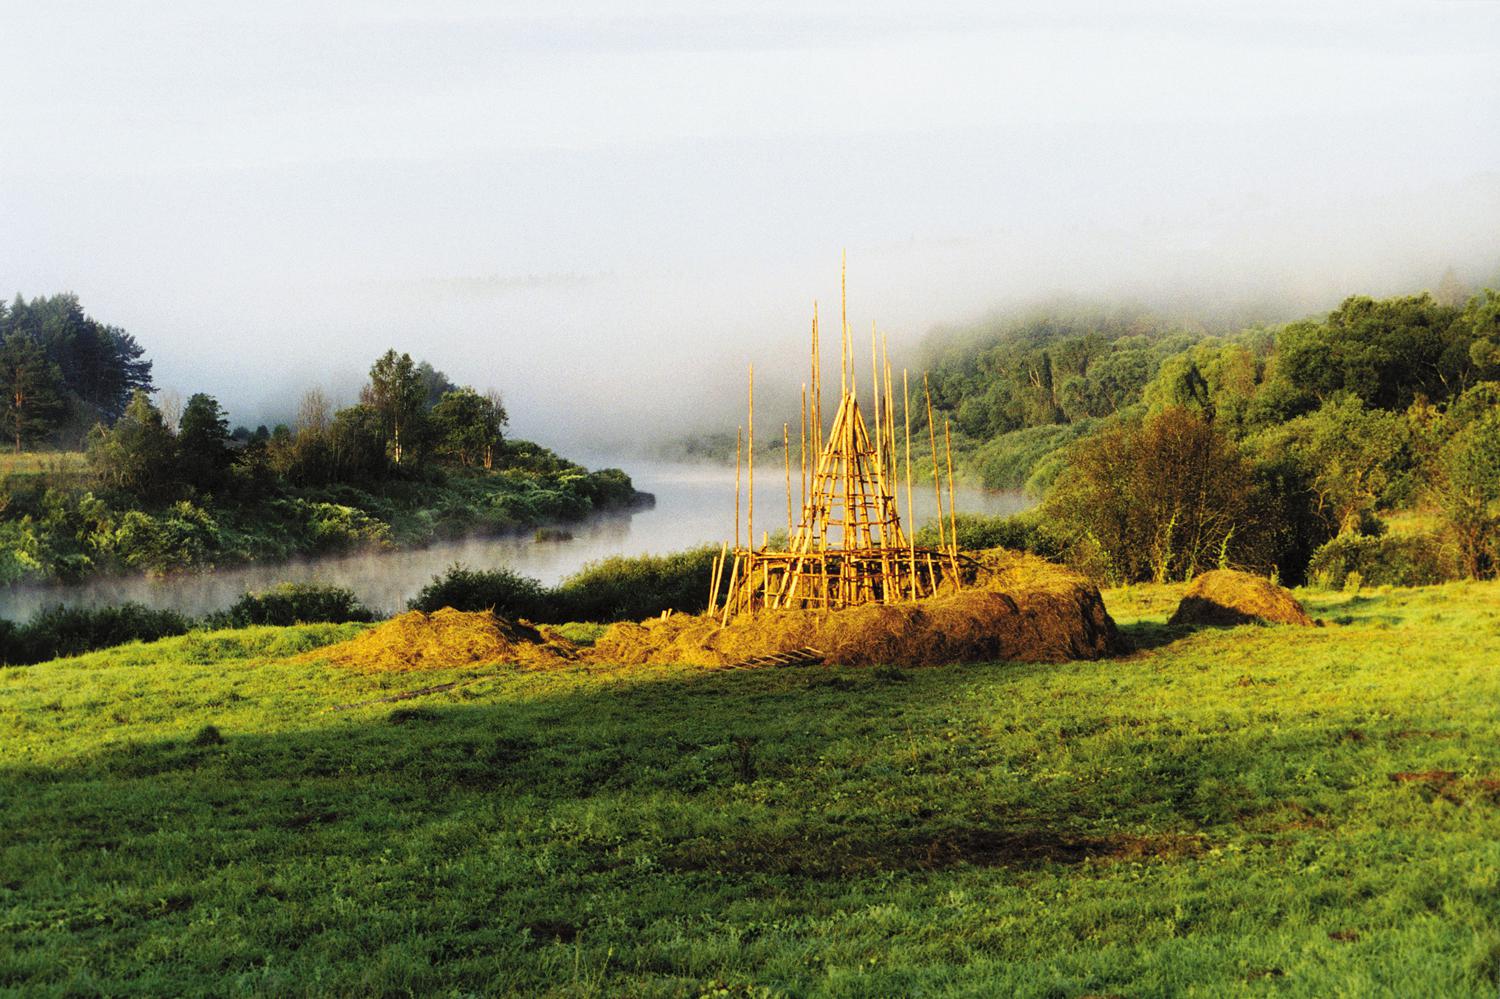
[0,461,1026,622]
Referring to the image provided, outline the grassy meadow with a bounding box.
[2,583,1500,996]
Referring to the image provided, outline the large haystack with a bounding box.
[593,550,1120,667]
[308,608,580,673]
[1168,570,1313,628]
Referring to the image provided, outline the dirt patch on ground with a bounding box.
[593,549,1120,668]
[307,608,580,673]
[1168,569,1313,628]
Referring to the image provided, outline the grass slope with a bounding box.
[2,584,1500,996]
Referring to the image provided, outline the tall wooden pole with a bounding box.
[870,321,881,480]
[799,383,808,524]
[945,417,960,582]
[734,426,742,551]
[811,304,821,464]
[784,422,792,539]
[747,365,754,554]
[904,369,916,599]
[925,373,946,556]
[840,253,848,399]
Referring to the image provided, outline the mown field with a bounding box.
[2,583,1499,996]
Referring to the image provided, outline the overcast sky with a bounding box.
[3,1,1497,449]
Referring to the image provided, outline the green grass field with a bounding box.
[3,583,1500,996]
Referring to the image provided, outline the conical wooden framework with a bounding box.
[709,258,961,618]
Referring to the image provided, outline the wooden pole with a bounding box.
[784,422,792,540]
[747,364,754,554]
[734,426,742,551]
[800,383,808,525]
[925,373,946,556]
[840,251,849,399]
[708,541,728,613]
[811,304,822,465]
[945,417,961,587]
[870,321,880,480]
[904,369,917,600]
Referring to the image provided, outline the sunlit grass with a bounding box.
[0,451,87,476]
[2,583,1499,995]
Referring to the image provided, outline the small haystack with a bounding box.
[1168,570,1313,628]
[309,608,579,673]
[593,550,1120,667]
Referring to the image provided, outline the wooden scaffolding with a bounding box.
[709,257,962,619]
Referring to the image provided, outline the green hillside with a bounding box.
[3,583,1499,996]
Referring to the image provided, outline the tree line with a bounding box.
[86,348,510,501]
[923,283,1500,584]
[0,293,154,452]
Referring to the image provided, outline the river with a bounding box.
[0,462,1028,621]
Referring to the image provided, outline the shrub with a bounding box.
[408,563,550,619]
[0,602,192,665]
[106,502,221,573]
[1042,407,1268,584]
[1306,532,1459,589]
[553,546,717,622]
[1435,412,1500,578]
[302,502,392,552]
[214,583,376,627]
[912,511,1060,558]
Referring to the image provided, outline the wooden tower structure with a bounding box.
[709,257,962,619]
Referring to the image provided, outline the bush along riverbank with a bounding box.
[0,443,648,586]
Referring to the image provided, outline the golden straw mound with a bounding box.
[1168,569,1314,628]
[308,608,580,673]
[592,549,1121,668]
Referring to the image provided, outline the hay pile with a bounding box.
[1168,570,1313,628]
[592,549,1120,668]
[310,608,580,673]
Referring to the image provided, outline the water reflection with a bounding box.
[0,462,1028,620]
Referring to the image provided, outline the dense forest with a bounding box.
[910,280,1500,587]
[0,297,642,585]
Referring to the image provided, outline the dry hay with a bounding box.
[1168,569,1313,628]
[308,608,580,673]
[592,549,1120,668]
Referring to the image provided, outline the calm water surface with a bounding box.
[0,462,1028,620]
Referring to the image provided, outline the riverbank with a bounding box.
[0,442,647,612]
[1,461,1027,621]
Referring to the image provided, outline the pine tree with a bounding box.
[0,333,67,452]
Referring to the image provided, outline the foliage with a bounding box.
[553,546,717,621]
[0,333,68,453]
[407,563,550,619]
[104,502,220,573]
[1306,531,1459,589]
[212,583,376,628]
[0,602,189,665]
[3,584,1500,993]
[1435,411,1500,578]
[0,292,153,433]
[1248,395,1413,535]
[429,388,506,468]
[1043,408,1266,583]
[176,393,234,492]
[913,510,1060,557]
[364,349,427,465]
[85,390,179,501]
[1268,294,1464,414]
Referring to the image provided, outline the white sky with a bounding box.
[2,1,1497,446]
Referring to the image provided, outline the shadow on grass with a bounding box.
[2,661,1232,875]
